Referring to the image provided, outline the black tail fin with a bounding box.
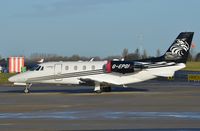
[162,32,194,63]
[139,32,194,63]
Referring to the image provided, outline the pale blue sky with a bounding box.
[0,0,199,58]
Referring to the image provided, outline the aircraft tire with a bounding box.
[24,88,29,94]
[101,87,112,92]
[95,90,102,94]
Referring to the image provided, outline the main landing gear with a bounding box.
[94,82,111,94]
[24,84,32,93]
[101,86,112,92]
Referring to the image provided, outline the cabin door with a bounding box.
[54,64,63,81]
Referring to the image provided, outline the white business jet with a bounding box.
[9,32,194,93]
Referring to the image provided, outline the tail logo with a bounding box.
[165,38,189,60]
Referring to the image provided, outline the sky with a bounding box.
[0,0,200,58]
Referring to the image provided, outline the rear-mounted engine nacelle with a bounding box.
[104,61,144,74]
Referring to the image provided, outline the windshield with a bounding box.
[30,65,41,71]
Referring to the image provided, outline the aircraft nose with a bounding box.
[8,76,17,82]
[9,74,28,83]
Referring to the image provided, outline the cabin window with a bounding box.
[65,66,69,70]
[92,65,95,70]
[74,66,78,70]
[83,66,86,70]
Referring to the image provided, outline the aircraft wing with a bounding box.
[79,77,116,86]
[78,72,137,85]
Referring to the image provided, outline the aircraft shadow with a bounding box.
[76,129,200,131]
[0,87,148,94]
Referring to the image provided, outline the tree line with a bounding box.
[26,48,150,62]
[26,48,200,62]
[0,48,200,68]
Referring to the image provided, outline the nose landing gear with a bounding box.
[25,83,32,93]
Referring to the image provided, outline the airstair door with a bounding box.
[54,64,62,81]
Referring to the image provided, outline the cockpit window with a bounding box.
[30,65,39,71]
[40,66,44,71]
[35,66,41,71]
[30,65,44,71]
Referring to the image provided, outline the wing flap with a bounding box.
[79,77,115,85]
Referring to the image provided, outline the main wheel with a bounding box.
[95,90,102,94]
[101,87,112,92]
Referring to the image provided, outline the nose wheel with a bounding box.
[24,88,29,93]
[25,84,32,94]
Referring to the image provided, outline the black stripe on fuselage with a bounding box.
[27,69,105,82]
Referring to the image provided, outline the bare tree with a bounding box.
[104,55,121,61]
[187,52,193,62]
[122,48,129,59]
[134,48,141,59]
[69,54,80,61]
[156,49,161,57]
[125,53,139,60]
[195,53,200,61]
[142,49,148,59]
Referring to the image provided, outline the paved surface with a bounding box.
[0,80,200,131]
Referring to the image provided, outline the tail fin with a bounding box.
[139,32,194,63]
[162,32,194,63]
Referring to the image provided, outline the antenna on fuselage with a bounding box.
[89,58,94,62]
[38,59,44,63]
